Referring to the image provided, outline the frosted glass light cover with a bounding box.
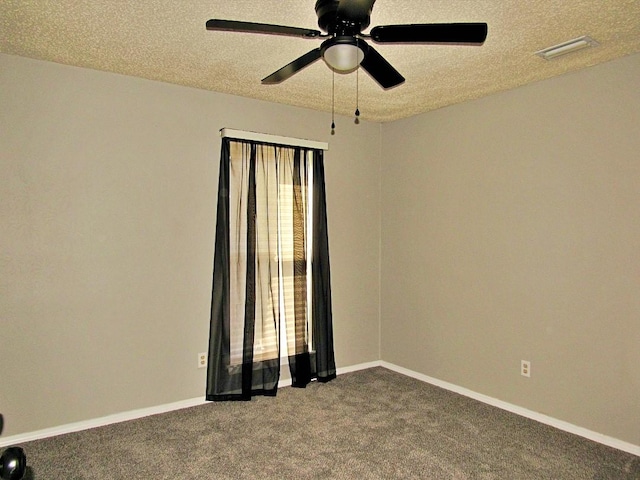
[323,44,365,72]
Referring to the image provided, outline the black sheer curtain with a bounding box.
[206,137,335,401]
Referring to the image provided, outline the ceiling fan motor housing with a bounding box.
[315,0,372,35]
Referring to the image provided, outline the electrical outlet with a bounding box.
[198,352,208,369]
[521,360,531,378]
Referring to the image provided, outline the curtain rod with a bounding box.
[219,128,328,151]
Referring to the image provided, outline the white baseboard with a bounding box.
[3,359,639,458]
[0,396,209,448]
[0,361,380,448]
[379,361,640,457]
[337,360,383,375]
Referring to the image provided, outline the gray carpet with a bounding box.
[16,367,640,479]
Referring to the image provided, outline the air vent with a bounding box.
[535,36,599,60]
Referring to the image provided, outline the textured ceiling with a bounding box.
[2,1,639,122]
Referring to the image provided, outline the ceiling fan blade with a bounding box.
[336,0,376,22]
[262,48,323,84]
[370,23,488,45]
[206,19,321,38]
[359,44,405,89]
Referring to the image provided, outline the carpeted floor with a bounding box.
[16,367,640,479]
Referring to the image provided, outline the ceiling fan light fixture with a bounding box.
[535,35,599,60]
[322,38,365,73]
[208,2,488,90]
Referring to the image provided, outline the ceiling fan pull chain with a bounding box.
[354,52,360,125]
[331,70,336,135]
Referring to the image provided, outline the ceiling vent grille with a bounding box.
[535,36,599,60]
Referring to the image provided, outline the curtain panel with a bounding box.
[206,137,336,401]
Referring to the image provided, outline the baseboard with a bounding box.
[4,360,638,457]
[0,360,381,448]
[337,360,383,375]
[379,361,640,457]
[0,396,209,448]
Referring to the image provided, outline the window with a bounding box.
[227,146,315,365]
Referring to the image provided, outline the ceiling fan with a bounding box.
[206,0,487,90]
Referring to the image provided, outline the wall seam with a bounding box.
[378,121,383,362]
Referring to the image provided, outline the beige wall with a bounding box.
[3,50,639,448]
[0,53,381,436]
[381,53,640,446]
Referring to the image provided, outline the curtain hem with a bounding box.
[317,373,337,383]
[206,387,278,402]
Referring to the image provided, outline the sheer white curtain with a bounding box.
[207,136,335,401]
[227,141,312,365]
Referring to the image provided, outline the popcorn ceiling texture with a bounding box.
[2,0,639,122]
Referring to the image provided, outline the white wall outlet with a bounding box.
[198,352,208,369]
[521,360,531,377]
